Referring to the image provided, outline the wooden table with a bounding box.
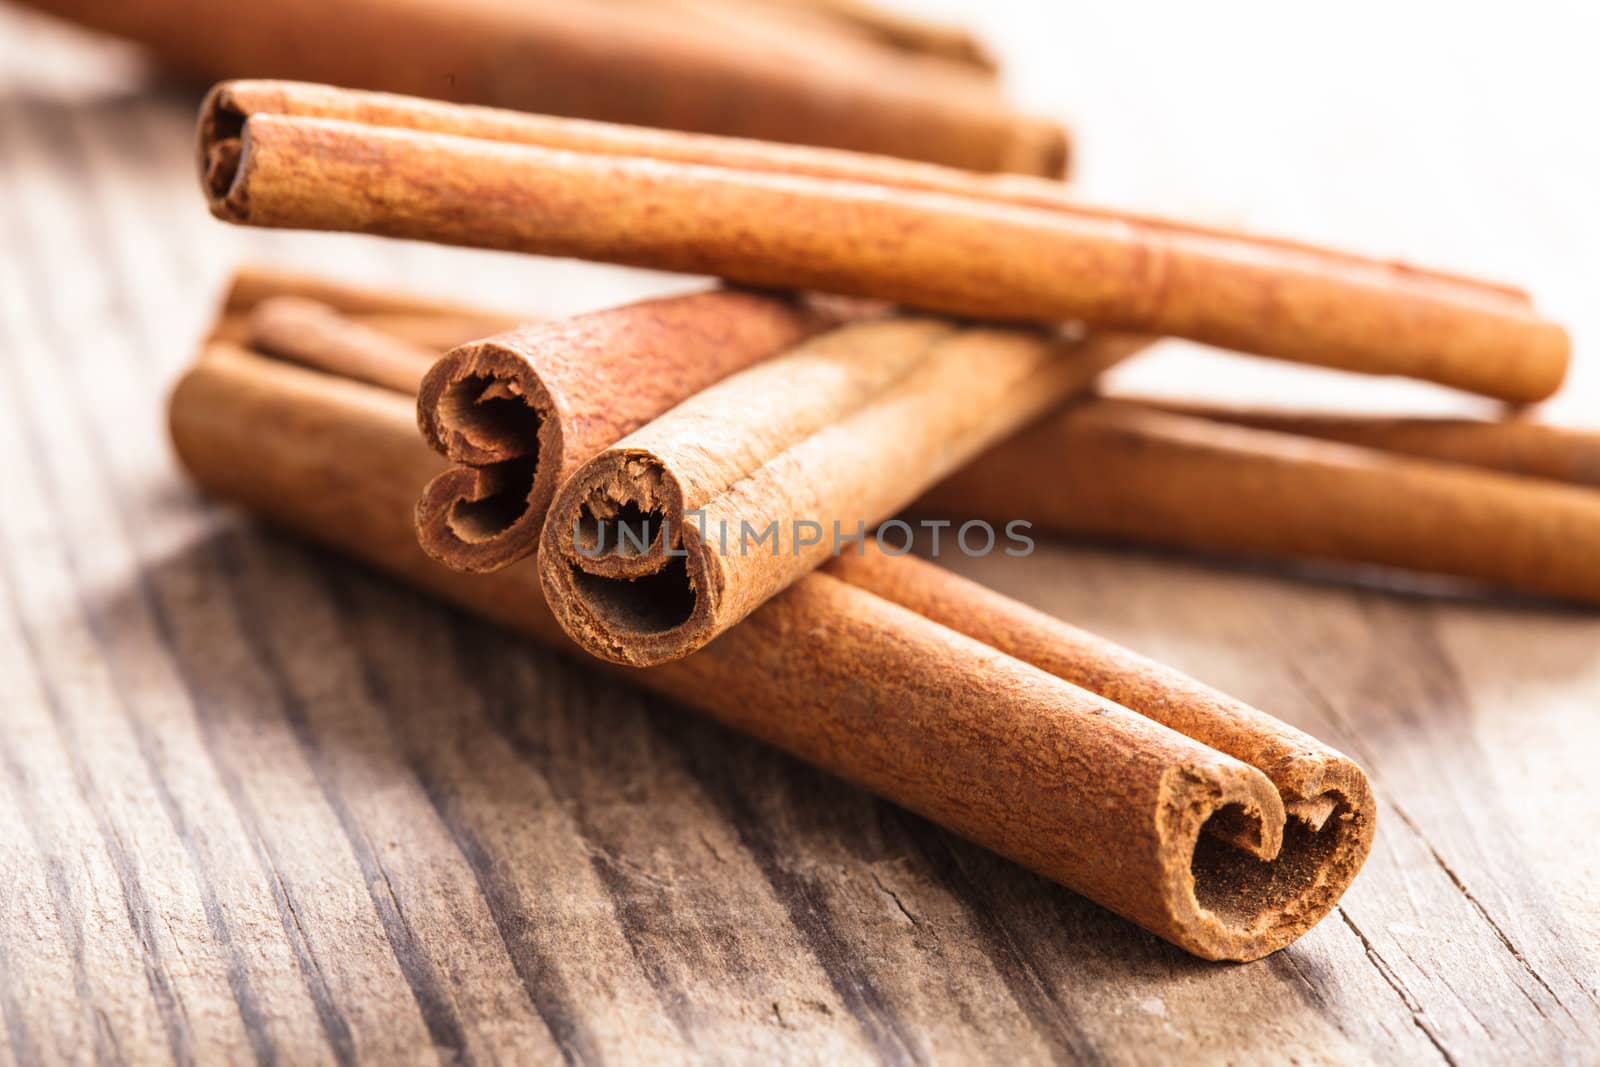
[1,3,1596,1063]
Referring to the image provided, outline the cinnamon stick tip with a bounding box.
[1535,321,1575,401]
[1007,115,1073,180]
[416,340,547,464]
[413,464,545,574]
[538,451,715,668]
[413,337,564,573]
[196,83,253,221]
[1168,755,1375,961]
[247,294,338,338]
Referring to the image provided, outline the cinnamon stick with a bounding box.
[168,343,1374,961]
[228,270,1600,605]
[248,297,446,394]
[210,262,525,348]
[415,288,840,573]
[539,321,1148,666]
[22,0,1061,174]
[736,0,998,71]
[641,0,1000,83]
[217,263,513,319]
[920,398,1600,605]
[198,81,1568,402]
[199,82,1512,309]
[1118,398,1600,488]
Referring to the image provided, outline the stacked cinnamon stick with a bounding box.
[198,81,1567,402]
[174,78,1585,959]
[173,268,1376,961]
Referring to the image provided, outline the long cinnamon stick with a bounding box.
[415,288,839,573]
[199,82,1515,310]
[248,297,445,394]
[198,81,1568,402]
[168,343,1374,961]
[200,80,1510,308]
[23,0,1060,174]
[920,398,1600,605]
[217,263,511,319]
[1118,398,1600,488]
[539,321,1147,666]
[211,263,525,348]
[737,0,997,71]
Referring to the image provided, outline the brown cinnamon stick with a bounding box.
[198,83,1518,311]
[539,321,1148,666]
[217,263,513,319]
[210,262,525,348]
[736,0,998,71]
[23,0,1060,174]
[1119,398,1600,488]
[248,297,445,394]
[198,82,1568,402]
[415,288,840,574]
[168,343,1374,961]
[920,398,1600,605]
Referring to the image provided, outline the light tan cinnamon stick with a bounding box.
[247,297,445,394]
[217,263,511,319]
[168,343,1374,961]
[642,0,1001,84]
[414,288,840,573]
[210,263,525,348]
[539,321,1148,666]
[214,308,522,353]
[198,81,1568,402]
[197,83,1517,311]
[736,0,998,71]
[1118,398,1600,488]
[22,0,1060,174]
[920,398,1600,605]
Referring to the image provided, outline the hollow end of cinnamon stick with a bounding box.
[413,337,563,573]
[198,84,253,221]
[538,448,716,666]
[1159,759,1373,960]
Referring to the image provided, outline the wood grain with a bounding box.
[1,5,1597,1064]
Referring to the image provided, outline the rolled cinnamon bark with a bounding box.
[168,343,1374,961]
[22,0,1060,174]
[200,82,1511,309]
[826,550,1360,833]
[215,309,521,352]
[248,297,444,394]
[920,399,1600,605]
[736,0,998,71]
[197,82,1568,401]
[1120,398,1600,488]
[415,288,839,573]
[218,262,511,319]
[211,263,525,348]
[539,322,1148,666]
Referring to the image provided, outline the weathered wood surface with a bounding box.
[1,4,1597,1064]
